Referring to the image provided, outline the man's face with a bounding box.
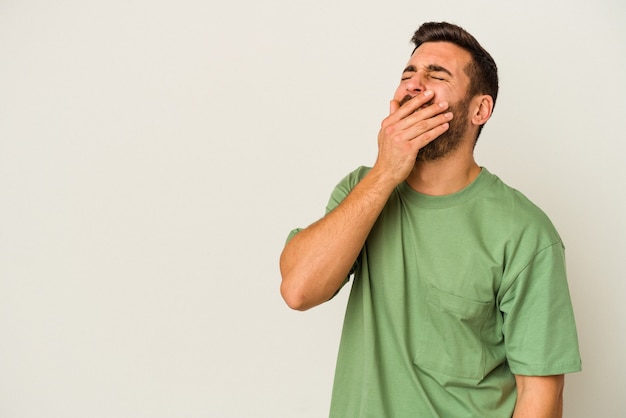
[393,42,474,161]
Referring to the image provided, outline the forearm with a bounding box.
[279,168,396,310]
[513,375,564,418]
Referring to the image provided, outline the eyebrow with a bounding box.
[402,64,453,77]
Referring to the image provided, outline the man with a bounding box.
[280,22,581,417]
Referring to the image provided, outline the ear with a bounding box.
[471,95,494,127]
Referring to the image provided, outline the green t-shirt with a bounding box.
[320,167,581,418]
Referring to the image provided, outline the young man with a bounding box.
[280,22,581,417]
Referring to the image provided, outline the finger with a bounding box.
[389,100,400,115]
[396,90,434,116]
[384,90,434,124]
[396,101,450,131]
[398,122,452,159]
[404,111,453,144]
[413,121,450,151]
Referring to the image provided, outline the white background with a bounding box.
[1,0,624,417]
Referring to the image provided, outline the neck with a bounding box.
[405,152,481,196]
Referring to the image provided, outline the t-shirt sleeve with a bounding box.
[325,166,372,214]
[499,241,582,376]
[285,166,370,239]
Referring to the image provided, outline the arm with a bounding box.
[279,168,397,311]
[513,374,565,418]
[279,90,453,310]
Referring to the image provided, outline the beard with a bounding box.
[399,94,471,162]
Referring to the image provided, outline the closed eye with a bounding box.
[401,64,417,81]
[426,64,452,82]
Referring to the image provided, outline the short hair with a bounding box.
[412,22,499,138]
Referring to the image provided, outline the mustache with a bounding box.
[399,94,434,109]
[399,94,414,106]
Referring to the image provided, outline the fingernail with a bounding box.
[424,90,433,97]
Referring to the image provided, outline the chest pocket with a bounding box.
[413,285,496,384]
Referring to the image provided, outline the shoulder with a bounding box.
[483,171,560,240]
[480,171,564,282]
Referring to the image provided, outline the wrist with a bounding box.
[365,165,404,195]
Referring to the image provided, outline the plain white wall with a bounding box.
[1,0,624,416]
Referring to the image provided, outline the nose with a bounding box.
[405,72,426,94]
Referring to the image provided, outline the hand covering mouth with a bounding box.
[399,94,434,110]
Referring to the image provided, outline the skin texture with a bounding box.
[513,375,565,418]
[279,40,564,416]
